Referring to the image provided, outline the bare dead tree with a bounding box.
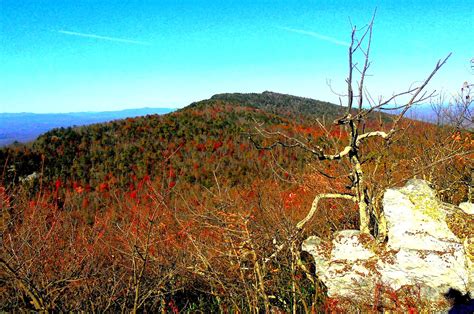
[251,13,451,237]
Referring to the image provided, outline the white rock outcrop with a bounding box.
[302,231,378,299]
[459,202,474,215]
[302,179,473,309]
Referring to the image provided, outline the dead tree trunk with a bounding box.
[252,12,450,237]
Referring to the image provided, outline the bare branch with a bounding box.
[296,193,356,230]
[377,88,419,109]
[347,27,356,112]
[392,53,452,127]
[356,130,393,146]
[250,131,353,161]
[351,9,376,53]
[357,11,375,113]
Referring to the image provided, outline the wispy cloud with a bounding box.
[279,26,349,47]
[57,30,152,46]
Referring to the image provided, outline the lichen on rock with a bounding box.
[302,179,473,311]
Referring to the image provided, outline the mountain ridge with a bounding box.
[1,91,349,188]
[192,91,347,121]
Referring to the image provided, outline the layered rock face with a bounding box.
[303,179,473,310]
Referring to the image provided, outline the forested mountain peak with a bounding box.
[186,91,346,122]
[211,91,337,110]
[0,91,397,190]
[1,92,324,189]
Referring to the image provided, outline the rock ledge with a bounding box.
[303,179,473,310]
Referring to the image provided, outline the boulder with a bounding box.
[459,202,474,215]
[302,179,473,310]
[302,231,377,299]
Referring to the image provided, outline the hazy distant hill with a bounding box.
[0,107,174,146]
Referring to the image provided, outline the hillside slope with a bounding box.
[2,92,351,189]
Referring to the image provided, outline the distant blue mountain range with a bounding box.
[380,104,438,121]
[0,107,175,146]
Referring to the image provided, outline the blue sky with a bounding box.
[1,0,472,113]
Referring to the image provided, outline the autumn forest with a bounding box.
[1,83,472,311]
[1,4,474,311]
